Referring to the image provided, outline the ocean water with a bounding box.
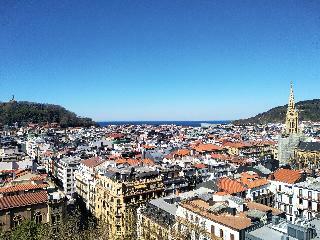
[98,120,231,127]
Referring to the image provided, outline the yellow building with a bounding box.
[293,142,320,169]
[94,166,164,240]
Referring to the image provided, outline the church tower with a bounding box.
[285,82,299,135]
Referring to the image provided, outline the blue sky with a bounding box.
[0,0,319,121]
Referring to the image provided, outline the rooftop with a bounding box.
[0,190,48,210]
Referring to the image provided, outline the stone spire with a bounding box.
[288,82,295,109]
[285,82,299,135]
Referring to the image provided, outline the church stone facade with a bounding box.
[277,83,305,165]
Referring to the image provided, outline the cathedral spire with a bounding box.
[285,82,299,135]
[288,81,295,110]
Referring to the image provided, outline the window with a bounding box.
[13,215,22,228]
[52,215,56,224]
[278,185,281,191]
[299,198,303,204]
[220,229,224,238]
[308,191,312,198]
[230,233,235,240]
[289,197,292,204]
[308,212,312,219]
[299,189,302,196]
[211,225,215,236]
[289,206,293,214]
[34,212,42,224]
[308,201,312,209]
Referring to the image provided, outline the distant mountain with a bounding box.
[0,101,97,127]
[233,99,320,125]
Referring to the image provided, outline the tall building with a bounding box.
[285,82,299,135]
[277,82,304,165]
[94,166,165,240]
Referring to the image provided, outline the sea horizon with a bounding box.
[97,120,232,127]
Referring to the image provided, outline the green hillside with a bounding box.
[233,99,320,125]
[0,101,97,127]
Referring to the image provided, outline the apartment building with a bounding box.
[56,157,81,197]
[94,166,165,240]
[74,156,107,213]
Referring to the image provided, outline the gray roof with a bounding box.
[246,224,293,240]
[254,164,272,175]
[247,209,266,219]
[149,197,178,216]
[298,142,320,152]
[295,178,320,191]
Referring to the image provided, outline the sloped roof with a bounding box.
[0,184,48,193]
[297,142,320,152]
[81,157,105,168]
[0,191,48,210]
[271,168,302,184]
[218,177,247,194]
[194,144,223,152]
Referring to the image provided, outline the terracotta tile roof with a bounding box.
[211,153,230,160]
[271,168,303,184]
[127,159,140,166]
[142,158,155,166]
[214,191,229,196]
[194,163,207,169]
[240,172,269,189]
[115,158,127,164]
[181,199,251,230]
[194,144,223,152]
[0,184,49,193]
[109,133,124,139]
[223,142,252,148]
[0,191,48,210]
[142,145,155,150]
[218,177,247,194]
[175,149,191,156]
[30,174,47,181]
[81,157,106,168]
[246,201,282,216]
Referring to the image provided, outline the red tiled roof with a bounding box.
[142,158,155,166]
[127,159,140,166]
[109,133,124,139]
[271,168,302,184]
[81,157,105,168]
[223,142,252,148]
[0,191,48,210]
[175,149,191,156]
[194,163,207,169]
[142,145,155,150]
[30,174,47,181]
[240,172,269,189]
[246,201,282,216]
[194,144,223,152]
[218,177,247,194]
[0,184,49,193]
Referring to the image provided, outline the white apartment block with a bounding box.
[56,157,80,197]
[271,176,320,223]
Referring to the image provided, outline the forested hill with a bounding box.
[233,99,320,125]
[0,101,97,127]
